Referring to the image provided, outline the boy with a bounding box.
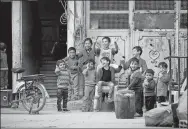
[121,46,147,74]
[143,69,156,111]
[82,59,96,112]
[63,47,84,100]
[157,62,170,106]
[94,57,122,111]
[55,59,72,111]
[95,36,119,71]
[0,42,8,89]
[64,38,96,70]
[125,57,143,117]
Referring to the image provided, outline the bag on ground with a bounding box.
[176,89,187,121]
[145,105,173,127]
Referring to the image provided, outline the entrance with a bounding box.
[0,2,12,89]
[37,0,67,97]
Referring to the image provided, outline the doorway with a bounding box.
[0,2,12,89]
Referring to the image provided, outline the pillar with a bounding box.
[67,0,75,50]
[12,1,23,93]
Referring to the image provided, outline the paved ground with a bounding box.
[1,98,173,128]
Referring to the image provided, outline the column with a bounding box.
[128,0,135,59]
[12,1,23,93]
[67,0,75,50]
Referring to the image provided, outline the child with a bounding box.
[157,62,170,106]
[143,69,156,111]
[82,59,96,112]
[126,57,143,117]
[64,38,96,70]
[63,47,84,100]
[0,42,8,89]
[121,46,147,74]
[94,57,122,111]
[55,59,72,111]
[95,36,119,71]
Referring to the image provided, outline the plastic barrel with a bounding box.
[114,90,135,119]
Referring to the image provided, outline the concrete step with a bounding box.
[40,71,57,75]
[41,60,56,65]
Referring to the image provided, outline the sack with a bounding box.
[145,106,173,127]
[67,99,83,110]
[114,90,135,119]
[176,89,187,121]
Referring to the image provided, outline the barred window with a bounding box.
[135,1,174,10]
[181,0,188,10]
[90,14,129,29]
[134,13,175,29]
[90,1,129,11]
[180,14,187,28]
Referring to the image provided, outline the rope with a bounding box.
[59,0,68,25]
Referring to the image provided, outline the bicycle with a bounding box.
[11,68,49,114]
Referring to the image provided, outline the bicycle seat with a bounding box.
[12,68,25,73]
[21,74,45,81]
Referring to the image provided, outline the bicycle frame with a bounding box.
[13,80,49,98]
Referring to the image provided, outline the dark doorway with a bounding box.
[0,2,12,89]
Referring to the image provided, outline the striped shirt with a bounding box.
[55,67,71,89]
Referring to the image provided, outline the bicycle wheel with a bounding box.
[18,83,46,113]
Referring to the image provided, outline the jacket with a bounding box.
[143,79,156,96]
[96,65,122,84]
[157,71,170,96]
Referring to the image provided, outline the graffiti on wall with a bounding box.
[139,36,169,76]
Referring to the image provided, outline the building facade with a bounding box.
[1,0,187,96]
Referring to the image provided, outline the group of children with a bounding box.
[54,37,170,116]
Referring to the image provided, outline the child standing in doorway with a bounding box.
[55,59,73,111]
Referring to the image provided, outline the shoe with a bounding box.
[58,109,62,112]
[63,109,70,111]
[134,113,143,117]
[94,109,99,112]
[11,103,18,109]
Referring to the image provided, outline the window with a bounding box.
[135,1,174,10]
[134,14,174,29]
[90,14,128,29]
[134,0,175,29]
[89,1,129,30]
[180,0,187,29]
[90,1,128,11]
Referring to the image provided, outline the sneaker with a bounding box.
[134,113,143,117]
[11,103,18,109]
[94,109,99,112]
[58,109,62,112]
[63,109,70,111]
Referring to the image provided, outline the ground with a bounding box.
[1,98,172,128]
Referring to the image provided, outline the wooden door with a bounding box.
[41,20,58,57]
